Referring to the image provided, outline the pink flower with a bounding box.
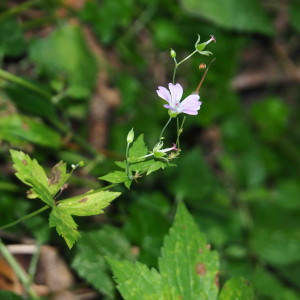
[157,83,202,115]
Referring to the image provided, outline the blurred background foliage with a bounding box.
[0,0,300,299]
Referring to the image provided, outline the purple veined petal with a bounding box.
[168,83,183,105]
[163,104,177,111]
[180,94,200,109]
[157,86,171,103]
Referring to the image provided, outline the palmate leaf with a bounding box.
[108,202,254,300]
[10,150,120,249]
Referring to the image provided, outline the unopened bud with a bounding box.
[127,128,134,143]
[199,63,206,70]
[78,161,85,167]
[170,48,176,58]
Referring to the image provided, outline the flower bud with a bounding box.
[127,128,134,143]
[170,48,176,58]
[78,161,85,167]
[168,109,178,118]
[199,63,206,70]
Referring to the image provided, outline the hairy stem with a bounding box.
[0,239,39,299]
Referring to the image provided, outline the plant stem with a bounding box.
[176,116,180,150]
[0,239,39,299]
[126,143,133,180]
[0,69,51,99]
[0,0,38,23]
[28,243,41,283]
[0,205,50,231]
[177,50,198,67]
[172,50,197,84]
[175,116,186,150]
[159,117,172,140]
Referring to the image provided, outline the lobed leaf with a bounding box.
[58,190,121,216]
[49,206,81,249]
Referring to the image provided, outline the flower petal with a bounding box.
[181,109,199,115]
[180,94,200,109]
[168,83,183,105]
[163,104,177,111]
[157,86,171,103]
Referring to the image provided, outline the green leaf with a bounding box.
[251,227,300,265]
[218,277,254,300]
[48,161,70,196]
[107,258,168,300]
[108,202,225,300]
[99,171,129,183]
[10,149,54,206]
[147,161,176,175]
[5,84,58,120]
[58,189,121,216]
[0,291,31,300]
[181,0,274,35]
[49,206,81,249]
[29,24,97,96]
[0,114,61,148]
[72,226,133,299]
[128,134,148,172]
[159,202,219,300]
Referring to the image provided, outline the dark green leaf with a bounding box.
[181,0,274,35]
[0,114,61,148]
[72,226,133,299]
[0,19,26,57]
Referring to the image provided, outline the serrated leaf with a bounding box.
[181,0,274,35]
[108,202,222,300]
[72,226,133,299]
[49,206,81,249]
[107,258,168,300]
[99,171,129,183]
[159,202,219,300]
[58,190,121,216]
[218,277,254,300]
[0,114,61,148]
[10,150,54,206]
